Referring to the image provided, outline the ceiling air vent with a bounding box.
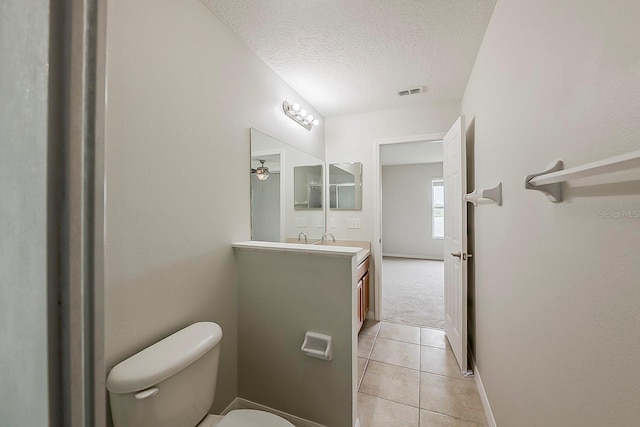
[398,86,427,96]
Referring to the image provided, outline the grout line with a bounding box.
[421,370,476,383]
[375,335,421,346]
[357,358,369,391]
[367,359,420,373]
[364,359,474,382]
[420,343,448,350]
[357,390,420,410]
[379,318,444,331]
[418,341,422,424]
[420,408,487,426]
[420,325,445,332]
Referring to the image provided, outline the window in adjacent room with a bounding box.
[432,179,444,239]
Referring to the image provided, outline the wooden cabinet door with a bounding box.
[357,279,363,330]
[362,271,370,320]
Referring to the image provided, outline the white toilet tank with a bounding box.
[106,322,223,427]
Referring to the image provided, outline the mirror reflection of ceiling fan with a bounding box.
[251,159,270,181]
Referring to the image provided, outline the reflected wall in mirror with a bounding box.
[329,162,363,210]
[294,165,323,210]
[250,128,326,242]
[251,155,281,242]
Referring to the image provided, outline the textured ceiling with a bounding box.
[202,0,495,117]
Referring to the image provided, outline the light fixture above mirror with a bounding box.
[283,101,320,131]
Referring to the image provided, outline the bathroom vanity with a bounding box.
[310,240,371,331]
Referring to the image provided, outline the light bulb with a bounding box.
[300,109,307,117]
[306,114,314,122]
[292,103,300,112]
[313,119,320,126]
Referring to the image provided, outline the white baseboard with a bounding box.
[469,352,497,427]
[221,398,326,427]
[382,253,444,261]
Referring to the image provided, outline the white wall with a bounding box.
[382,163,444,259]
[325,103,460,242]
[0,1,51,425]
[104,0,324,418]
[251,174,281,242]
[462,0,640,425]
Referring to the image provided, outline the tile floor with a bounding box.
[357,320,487,427]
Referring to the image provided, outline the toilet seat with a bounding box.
[216,409,295,427]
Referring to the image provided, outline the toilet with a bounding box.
[106,322,294,427]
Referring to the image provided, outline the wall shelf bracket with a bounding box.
[464,182,502,206]
[525,160,564,203]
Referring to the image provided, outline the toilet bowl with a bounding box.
[106,322,293,427]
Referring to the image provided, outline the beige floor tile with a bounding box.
[420,328,447,349]
[359,361,419,407]
[358,393,419,427]
[358,357,368,388]
[419,373,486,424]
[420,410,486,427]
[370,337,420,369]
[420,346,472,381]
[358,334,376,359]
[378,322,421,344]
[360,319,382,336]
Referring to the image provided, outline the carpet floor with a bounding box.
[381,257,444,329]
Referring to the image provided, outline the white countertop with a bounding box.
[233,241,370,264]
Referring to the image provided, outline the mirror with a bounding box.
[329,162,363,210]
[250,128,325,243]
[294,165,323,210]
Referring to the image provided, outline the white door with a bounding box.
[443,116,469,374]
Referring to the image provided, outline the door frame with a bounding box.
[372,132,446,321]
[65,0,108,426]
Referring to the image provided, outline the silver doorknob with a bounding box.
[450,252,462,258]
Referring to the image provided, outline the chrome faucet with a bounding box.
[297,232,308,244]
[321,232,336,244]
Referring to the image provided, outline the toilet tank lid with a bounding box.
[106,322,223,394]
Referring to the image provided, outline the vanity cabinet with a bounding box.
[356,256,370,331]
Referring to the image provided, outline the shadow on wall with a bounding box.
[566,180,640,198]
[465,117,476,358]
